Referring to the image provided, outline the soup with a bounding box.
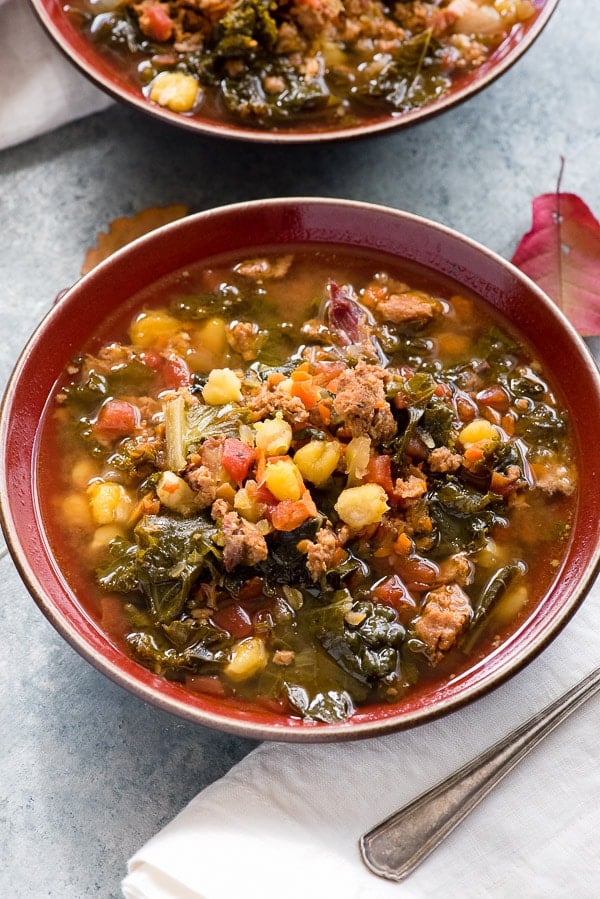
[40,247,576,723]
[67,0,538,132]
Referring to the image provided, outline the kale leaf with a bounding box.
[309,598,406,684]
[213,0,278,59]
[96,514,221,624]
[428,477,503,557]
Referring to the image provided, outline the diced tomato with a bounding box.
[162,354,192,389]
[397,555,438,592]
[212,603,254,639]
[139,4,174,42]
[373,575,406,607]
[221,437,256,484]
[247,481,278,518]
[372,575,417,623]
[490,470,519,497]
[236,577,265,603]
[185,675,227,697]
[476,385,510,413]
[94,399,141,438]
[140,349,162,370]
[365,454,394,493]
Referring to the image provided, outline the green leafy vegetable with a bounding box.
[97,514,221,624]
[127,622,232,676]
[428,478,502,557]
[310,599,405,685]
[461,562,526,653]
[213,0,278,59]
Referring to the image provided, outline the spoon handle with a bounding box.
[360,666,600,882]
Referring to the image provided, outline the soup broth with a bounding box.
[67,0,539,132]
[38,246,576,723]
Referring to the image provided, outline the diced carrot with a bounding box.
[501,412,516,436]
[373,546,391,558]
[463,445,484,463]
[290,373,320,410]
[313,400,332,427]
[267,371,285,387]
[254,447,267,483]
[271,489,318,531]
[393,532,414,555]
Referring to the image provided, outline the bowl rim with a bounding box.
[29,0,561,144]
[2,195,599,742]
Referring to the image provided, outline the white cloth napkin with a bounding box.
[122,576,600,899]
[0,0,112,151]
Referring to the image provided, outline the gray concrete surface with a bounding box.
[1,1,599,896]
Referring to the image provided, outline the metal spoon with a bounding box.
[360,666,600,881]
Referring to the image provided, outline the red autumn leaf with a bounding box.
[511,192,600,336]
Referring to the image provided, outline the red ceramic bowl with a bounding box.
[30,0,559,143]
[2,198,599,741]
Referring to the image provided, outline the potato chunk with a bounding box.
[254,414,293,455]
[202,368,243,405]
[264,459,304,501]
[87,482,132,526]
[225,637,268,682]
[129,310,182,349]
[334,483,389,529]
[458,418,499,446]
[149,72,199,113]
[157,471,198,516]
[294,439,341,486]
